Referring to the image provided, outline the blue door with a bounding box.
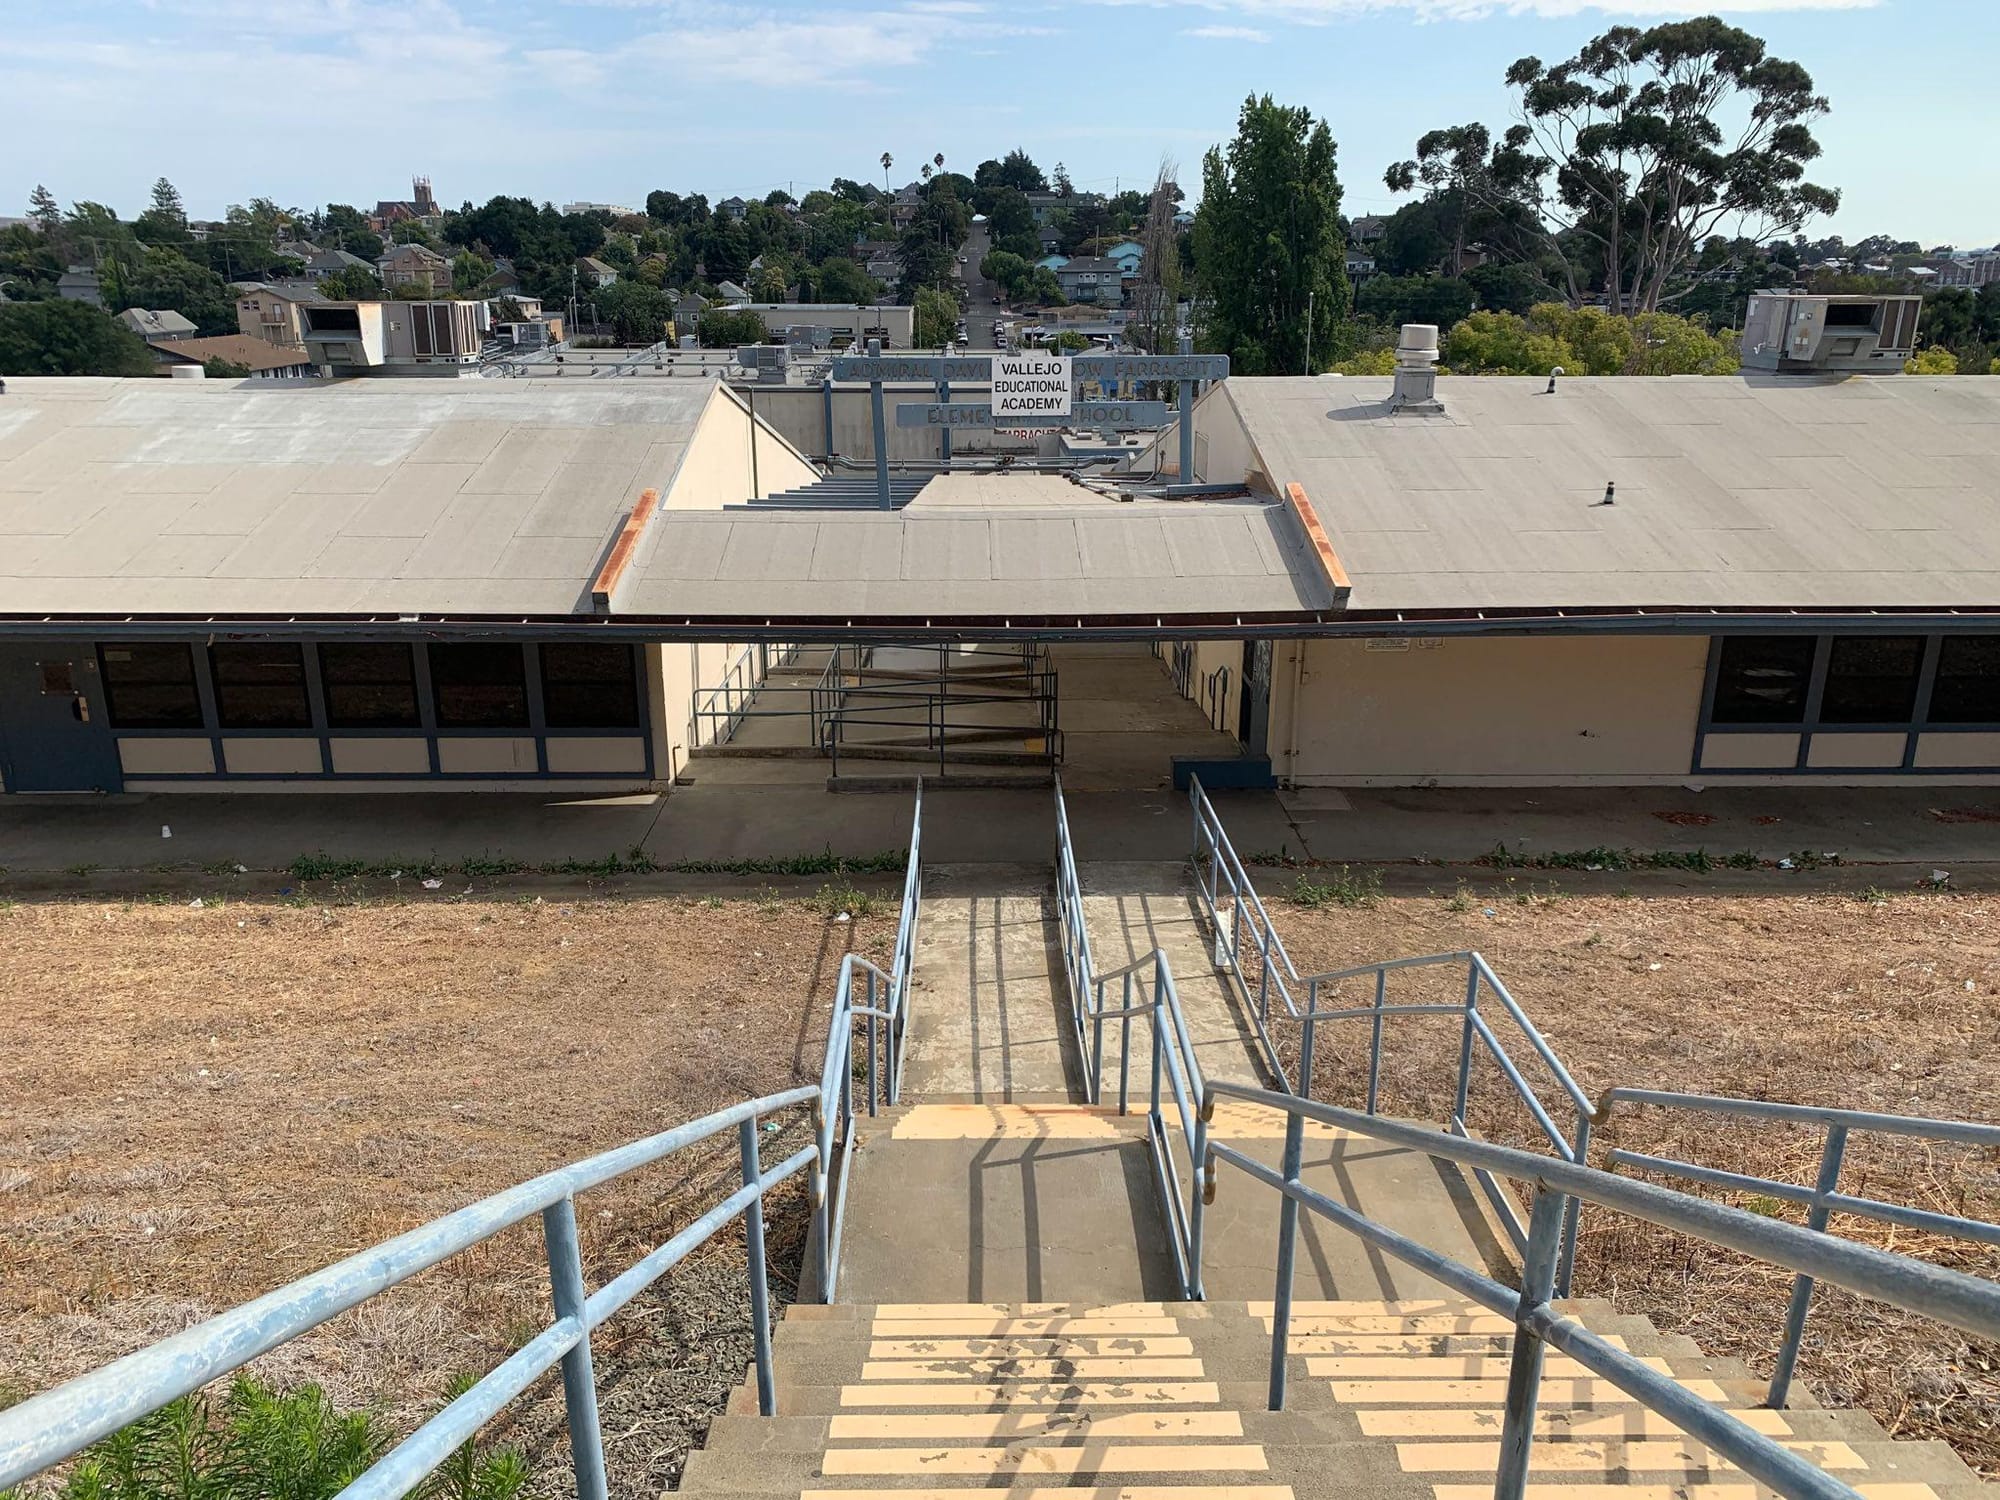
[0,645,124,792]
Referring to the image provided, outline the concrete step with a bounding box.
[699,1403,1908,1457]
[677,1435,1983,1497]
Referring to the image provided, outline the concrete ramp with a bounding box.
[1078,859,1270,1086]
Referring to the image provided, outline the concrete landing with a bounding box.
[830,1104,1514,1308]
[833,1105,1180,1304]
[903,872,1080,1100]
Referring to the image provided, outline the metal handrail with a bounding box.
[1190,775,1593,1283]
[690,642,759,747]
[1186,773,2000,1333]
[1054,776,1208,1297]
[1590,1085,2000,1407]
[0,794,925,1500]
[1200,1080,2000,1500]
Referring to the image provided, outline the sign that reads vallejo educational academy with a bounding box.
[992,354,1073,418]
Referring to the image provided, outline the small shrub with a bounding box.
[458,854,528,878]
[1444,884,1473,913]
[812,881,882,918]
[0,1373,530,1500]
[1289,866,1382,909]
[288,852,369,882]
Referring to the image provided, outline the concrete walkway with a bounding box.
[7,781,2000,876]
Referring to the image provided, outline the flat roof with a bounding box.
[618,494,1340,625]
[0,378,711,618]
[1224,374,2000,616]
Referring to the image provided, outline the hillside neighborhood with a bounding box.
[1,14,1998,1500]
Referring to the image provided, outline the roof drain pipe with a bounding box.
[1387,323,1443,413]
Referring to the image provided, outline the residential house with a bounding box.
[378,242,451,296]
[1350,214,1388,246]
[234,281,324,348]
[116,308,199,343]
[1933,250,2000,288]
[1102,240,1144,278]
[276,240,321,266]
[306,248,373,282]
[578,256,619,289]
[1055,256,1123,307]
[562,202,637,218]
[1036,254,1069,273]
[148,335,317,381]
[57,265,104,306]
[715,280,751,304]
[1036,226,1063,255]
[1022,191,1103,227]
[1345,250,1378,280]
[718,197,749,220]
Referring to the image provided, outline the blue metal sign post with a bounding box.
[824,349,1228,498]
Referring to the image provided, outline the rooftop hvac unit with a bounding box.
[1740,292,1922,374]
[735,343,790,370]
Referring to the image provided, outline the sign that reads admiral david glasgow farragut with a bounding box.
[992,354,1073,418]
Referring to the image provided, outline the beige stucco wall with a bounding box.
[1191,384,1257,486]
[1277,634,1710,786]
[653,641,752,782]
[660,385,819,512]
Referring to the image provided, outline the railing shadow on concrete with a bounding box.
[0,793,926,1500]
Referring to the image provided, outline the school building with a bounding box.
[1,357,1996,794]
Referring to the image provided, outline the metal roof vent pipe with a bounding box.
[1388,323,1441,412]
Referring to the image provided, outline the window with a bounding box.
[539,644,640,729]
[430,644,529,728]
[210,643,311,729]
[1710,637,1816,724]
[320,644,420,728]
[99,644,202,728]
[1929,637,2000,724]
[1820,636,1924,724]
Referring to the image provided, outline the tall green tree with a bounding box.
[28,184,60,232]
[1404,19,1838,312]
[120,248,235,333]
[1191,95,1350,375]
[0,299,154,375]
[913,286,960,346]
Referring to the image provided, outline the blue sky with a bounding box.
[2,0,1995,246]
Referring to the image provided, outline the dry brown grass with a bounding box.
[0,884,890,1491]
[1265,877,2000,1476]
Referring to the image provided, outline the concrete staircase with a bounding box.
[702,857,1996,1500]
[687,1298,1989,1500]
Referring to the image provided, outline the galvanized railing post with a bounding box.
[1119,969,1134,1115]
[865,968,879,1116]
[1266,1108,1307,1412]
[1091,977,1107,1106]
[1297,991,1318,1106]
[1768,1123,1849,1408]
[1367,967,1387,1115]
[1189,1099,1209,1301]
[739,1118,777,1414]
[541,1197,610,1500]
[1557,1114,1591,1298]
[1453,961,1480,1127]
[1494,1184,1567,1500]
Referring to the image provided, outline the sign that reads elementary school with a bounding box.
[992,354,1073,418]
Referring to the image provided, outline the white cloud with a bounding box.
[1182,22,1269,37]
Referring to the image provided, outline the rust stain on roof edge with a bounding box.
[590,487,660,613]
[1286,482,1352,604]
